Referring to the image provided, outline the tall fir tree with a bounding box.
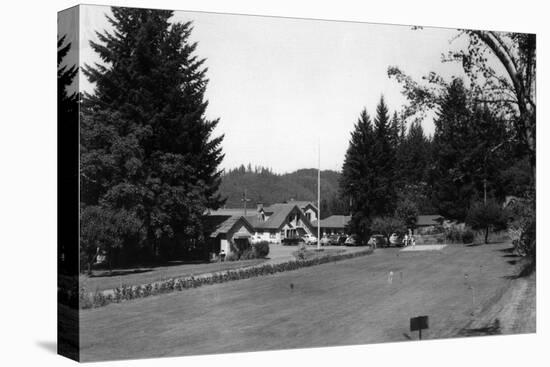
[372,96,397,215]
[57,36,78,124]
[428,79,510,220]
[80,8,225,261]
[341,109,377,239]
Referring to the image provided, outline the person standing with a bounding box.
[219,248,226,262]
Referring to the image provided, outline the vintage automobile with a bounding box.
[344,235,361,246]
[320,235,331,246]
[301,234,318,245]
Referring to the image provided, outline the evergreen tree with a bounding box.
[80,8,224,261]
[372,96,397,214]
[58,35,79,277]
[400,121,430,184]
[57,36,78,125]
[341,109,376,240]
[429,79,510,220]
[389,111,402,147]
[429,79,473,220]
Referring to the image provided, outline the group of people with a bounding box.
[403,229,416,247]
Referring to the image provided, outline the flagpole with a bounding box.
[317,138,321,250]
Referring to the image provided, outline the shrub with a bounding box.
[225,252,239,262]
[466,200,508,244]
[252,241,270,258]
[445,225,464,243]
[79,287,93,309]
[239,248,256,260]
[462,230,474,244]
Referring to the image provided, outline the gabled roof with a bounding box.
[203,215,254,238]
[254,203,315,231]
[284,200,318,211]
[416,215,444,226]
[311,215,351,228]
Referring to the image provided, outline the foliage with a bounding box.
[395,198,419,229]
[370,217,406,242]
[226,240,269,261]
[389,30,536,181]
[507,195,536,264]
[341,97,400,238]
[79,8,224,265]
[225,252,240,262]
[444,224,467,243]
[465,200,508,244]
[446,31,536,180]
[428,80,511,221]
[79,247,375,309]
[79,206,142,274]
[462,230,475,244]
[220,167,347,214]
[57,35,78,118]
[252,241,270,258]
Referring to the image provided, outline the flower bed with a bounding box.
[80,246,374,309]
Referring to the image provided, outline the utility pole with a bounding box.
[241,189,251,216]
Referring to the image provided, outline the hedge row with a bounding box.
[80,246,374,309]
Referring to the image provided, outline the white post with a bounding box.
[317,139,321,250]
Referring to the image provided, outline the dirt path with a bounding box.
[448,272,536,337]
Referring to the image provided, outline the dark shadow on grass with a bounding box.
[89,269,153,278]
[458,319,501,337]
[504,258,535,279]
[466,243,483,247]
[92,259,211,273]
[507,260,518,265]
[36,340,57,354]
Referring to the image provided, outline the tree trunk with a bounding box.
[484,227,489,244]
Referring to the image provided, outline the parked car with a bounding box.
[345,235,361,246]
[282,237,305,246]
[327,234,341,246]
[301,234,318,245]
[337,235,348,245]
[389,233,404,247]
[369,234,388,248]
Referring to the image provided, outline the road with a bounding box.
[79,242,534,362]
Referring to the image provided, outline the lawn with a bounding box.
[79,242,534,362]
[80,258,266,292]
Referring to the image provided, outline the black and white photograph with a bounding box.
[54,1,537,364]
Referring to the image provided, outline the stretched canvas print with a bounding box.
[58,4,536,362]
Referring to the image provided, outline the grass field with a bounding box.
[79,242,535,362]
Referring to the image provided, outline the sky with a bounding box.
[60,5,472,173]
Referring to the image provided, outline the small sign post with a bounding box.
[410,316,429,340]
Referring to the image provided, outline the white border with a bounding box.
[1,1,547,366]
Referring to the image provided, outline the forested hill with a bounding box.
[219,166,343,209]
